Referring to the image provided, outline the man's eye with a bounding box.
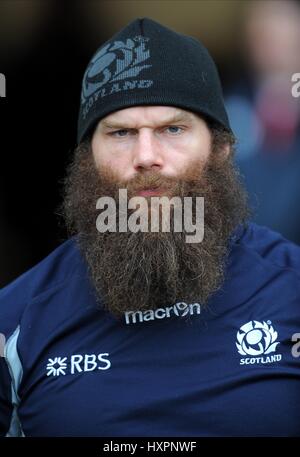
[165,126,183,134]
[110,129,130,137]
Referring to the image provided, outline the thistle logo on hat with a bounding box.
[77,17,232,143]
[81,36,153,108]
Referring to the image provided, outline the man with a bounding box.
[0,18,299,437]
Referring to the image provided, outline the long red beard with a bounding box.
[61,141,249,318]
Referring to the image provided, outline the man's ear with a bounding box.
[215,142,232,163]
[223,143,231,158]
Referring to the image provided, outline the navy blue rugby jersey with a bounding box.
[0,222,300,437]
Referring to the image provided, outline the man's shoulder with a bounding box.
[0,237,86,334]
[217,222,300,312]
[236,222,300,277]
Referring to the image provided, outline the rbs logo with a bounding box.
[46,353,111,377]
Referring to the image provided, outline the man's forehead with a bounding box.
[99,106,197,128]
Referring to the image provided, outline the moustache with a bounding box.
[99,163,205,201]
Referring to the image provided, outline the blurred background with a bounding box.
[0,0,299,287]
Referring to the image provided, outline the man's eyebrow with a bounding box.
[100,112,194,129]
[161,112,195,124]
[100,119,133,129]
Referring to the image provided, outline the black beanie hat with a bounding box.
[77,17,231,143]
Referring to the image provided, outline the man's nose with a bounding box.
[132,130,164,172]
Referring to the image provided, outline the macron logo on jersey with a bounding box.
[46,353,111,377]
[124,302,201,324]
[236,320,281,365]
